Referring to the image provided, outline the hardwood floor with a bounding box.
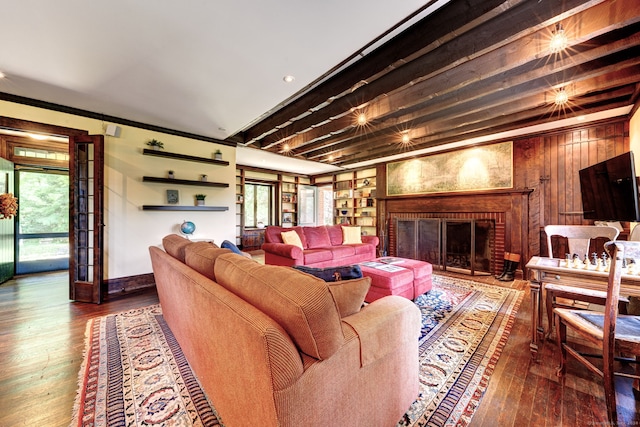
[0,270,637,427]
[0,272,159,427]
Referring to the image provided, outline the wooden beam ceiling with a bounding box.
[232,0,640,168]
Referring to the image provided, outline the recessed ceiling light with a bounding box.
[283,75,295,83]
[0,71,5,79]
[357,113,367,126]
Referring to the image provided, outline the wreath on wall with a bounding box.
[0,193,18,219]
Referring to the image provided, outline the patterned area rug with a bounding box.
[399,274,523,426]
[71,274,522,427]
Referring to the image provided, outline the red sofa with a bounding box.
[262,225,379,267]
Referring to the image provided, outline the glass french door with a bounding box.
[298,185,317,226]
[15,168,69,275]
[69,134,104,303]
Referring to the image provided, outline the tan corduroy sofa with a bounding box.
[149,234,421,427]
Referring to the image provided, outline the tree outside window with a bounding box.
[244,182,272,227]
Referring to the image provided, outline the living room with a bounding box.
[1,1,640,426]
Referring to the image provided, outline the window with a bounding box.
[244,182,273,227]
[16,169,70,274]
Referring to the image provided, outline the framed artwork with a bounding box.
[167,189,179,204]
[386,141,513,196]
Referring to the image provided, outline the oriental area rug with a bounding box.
[70,275,523,427]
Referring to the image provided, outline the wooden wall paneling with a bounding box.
[519,137,542,259]
[536,119,629,255]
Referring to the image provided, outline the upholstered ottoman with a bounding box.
[360,257,433,302]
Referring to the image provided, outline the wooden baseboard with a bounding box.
[106,273,155,296]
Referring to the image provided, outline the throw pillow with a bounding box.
[281,230,304,249]
[221,239,243,255]
[342,226,362,244]
[293,264,363,282]
[328,277,371,317]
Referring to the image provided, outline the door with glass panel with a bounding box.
[297,185,317,226]
[15,168,69,274]
[69,134,104,303]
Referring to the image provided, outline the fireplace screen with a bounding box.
[395,218,495,276]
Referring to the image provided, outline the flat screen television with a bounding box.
[579,151,640,222]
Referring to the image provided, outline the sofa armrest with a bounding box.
[261,242,304,260]
[342,296,420,367]
[361,235,379,247]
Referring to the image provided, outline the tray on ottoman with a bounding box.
[360,257,433,302]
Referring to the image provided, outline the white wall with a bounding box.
[0,101,236,279]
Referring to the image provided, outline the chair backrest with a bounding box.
[629,224,640,241]
[602,241,640,359]
[544,225,620,258]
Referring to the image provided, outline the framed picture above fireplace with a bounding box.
[386,141,513,196]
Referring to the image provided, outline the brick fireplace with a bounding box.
[377,189,531,279]
[391,213,502,276]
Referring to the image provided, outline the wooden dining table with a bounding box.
[525,256,640,361]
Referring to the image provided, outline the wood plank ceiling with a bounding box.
[231,0,640,168]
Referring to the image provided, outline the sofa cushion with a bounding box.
[265,226,308,248]
[281,230,304,249]
[352,243,375,255]
[342,226,362,244]
[293,264,363,282]
[214,253,344,360]
[162,234,193,262]
[327,225,344,246]
[303,226,332,249]
[329,245,356,259]
[303,249,333,264]
[184,243,233,281]
[328,277,371,317]
[291,266,369,317]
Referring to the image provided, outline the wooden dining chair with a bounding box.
[543,225,622,337]
[555,240,640,425]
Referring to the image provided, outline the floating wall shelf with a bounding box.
[142,176,229,188]
[142,205,229,211]
[143,149,230,166]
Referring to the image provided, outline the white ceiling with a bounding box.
[0,1,439,140]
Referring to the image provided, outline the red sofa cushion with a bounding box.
[304,226,332,249]
[265,226,308,248]
[327,225,344,245]
[329,245,356,258]
[303,249,333,264]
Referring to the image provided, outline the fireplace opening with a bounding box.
[395,217,495,276]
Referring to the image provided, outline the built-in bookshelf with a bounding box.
[333,168,376,236]
[235,168,245,246]
[281,177,298,227]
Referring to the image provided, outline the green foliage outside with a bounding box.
[19,172,69,234]
[18,171,69,261]
[244,183,271,227]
